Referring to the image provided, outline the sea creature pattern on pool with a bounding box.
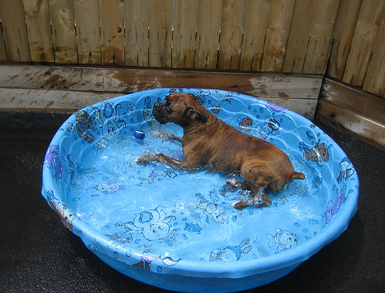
[195,193,229,224]
[337,157,355,183]
[93,179,125,194]
[301,141,330,162]
[209,238,252,261]
[44,145,65,179]
[258,118,281,139]
[75,110,95,143]
[116,207,178,242]
[323,188,346,224]
[91,102,126,136]
[267,228,299,251]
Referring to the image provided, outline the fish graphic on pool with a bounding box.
[267,228,299,251]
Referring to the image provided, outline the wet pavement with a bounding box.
[1,111,384,293]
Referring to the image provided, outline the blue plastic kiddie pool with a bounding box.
[42,88,359,292]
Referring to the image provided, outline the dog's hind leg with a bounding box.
[232,186,271,209]
[232,163,273,209]
[226,178,251,191]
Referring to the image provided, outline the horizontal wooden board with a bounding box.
[0,65,322,118]
[316,99,385,150]
[321,78,385,124]
[0,88,114,113]
[0,87,318,117]
[316,78,385,149]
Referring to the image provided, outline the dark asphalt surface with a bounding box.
[1,111,384,293]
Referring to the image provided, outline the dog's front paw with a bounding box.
[226,178,238,187]
[232,200,249,210]
[136,155,157,165]
[152,130,168,138]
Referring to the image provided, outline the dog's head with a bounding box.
[152,93,208,127]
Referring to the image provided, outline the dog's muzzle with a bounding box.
[152,102,169,124]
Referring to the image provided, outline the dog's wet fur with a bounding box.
[137,93,305,209]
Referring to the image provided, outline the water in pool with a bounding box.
[68,121,328,263]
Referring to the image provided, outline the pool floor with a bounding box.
[69,123,327,264]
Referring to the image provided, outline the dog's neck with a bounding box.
[182,114,218,136]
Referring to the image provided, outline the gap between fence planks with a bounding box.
[0,64,321,118]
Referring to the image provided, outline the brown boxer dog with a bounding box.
[137,93,305,209]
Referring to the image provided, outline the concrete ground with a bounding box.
[0,111,384,293]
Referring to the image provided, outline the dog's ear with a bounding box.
[184,107,208,123]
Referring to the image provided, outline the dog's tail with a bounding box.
[291,171,305,181]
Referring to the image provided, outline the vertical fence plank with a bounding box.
[363,21,385,96]
[74,0,101,64]
[218,0,247,70]
[343,0,385,86]
[0,0,30,61]
[125,0,149,67]
[172,0,199,68]
[327,0,362,80]
[302,0,340,74]
[0,20,8,60]
[282,0,317,73]
[261,0,295,72]
[195,0,223,70]
[100,0,125,65]
[23,0,54,62]
[239,0,270,71]
[148,0,173,68]
[49,0,77,63]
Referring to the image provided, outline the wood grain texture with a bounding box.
[261,0,295,72]
[195,0,223,69]
[327,0,363,80]
[49,0,77,63]
[74,0,101,64]
[172,0,199,68]
[218,0,247,70]
[316,100,385,150]
[0,64,322,118]
[125,0,149,66]
[0,87,115,113]
[282,0,317,73]
[317,77,385,149]
[0,0,31,61]
[23,0,54,62]
[239,0,270,71]
[0,22,6,61]
[363,19,385,97]
[302,0,340,74]
[342,0,385,86]
[100,0,125,65]
[148,0,173,68]
[0,0,383,103]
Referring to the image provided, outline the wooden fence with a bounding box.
[0,0,384,98]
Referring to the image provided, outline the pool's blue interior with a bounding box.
[42,88,359,279]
